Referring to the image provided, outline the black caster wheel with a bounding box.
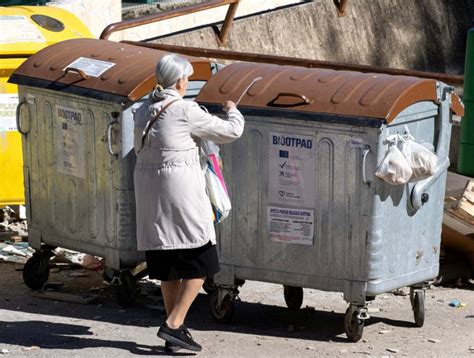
[344,306,364,342]
[283,285,303,310]
[203,277,218,295]
[114,271,138,307]
[23,252,51,290]
[410,288,425,327]
[209,291,235,323]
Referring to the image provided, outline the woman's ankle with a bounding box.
[165,319,183,329]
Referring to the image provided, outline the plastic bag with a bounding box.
[375,143,413,185]
[202,140,231,223]
[402,137,437,181]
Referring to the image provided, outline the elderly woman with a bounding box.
[133,54,244,352]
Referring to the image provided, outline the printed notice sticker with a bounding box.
[0,94,19,131]
[268,131,316,207]
[64,57,116,78]
[267,206,314,245]
[0,16,45,44]
[267,131,316,245]
[55,105,85,179]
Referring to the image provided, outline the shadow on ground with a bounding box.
[2,262,467,353]
[0,320,195,356]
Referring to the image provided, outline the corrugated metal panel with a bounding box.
[9,38,212,103]
[196,62,446,123]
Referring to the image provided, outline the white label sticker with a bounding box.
[268,206,314,245]
[349,138,363,148]
[267,131,316,245]
[0,94,19,132]
[55,105,85,179]
[268,131,316,207]
[64,57,116,78]
[0,16,46,44]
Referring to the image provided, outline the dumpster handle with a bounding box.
[362,145,371,186]
[267,92,313,107]
[64,67,89,80]
[107,119,119,157]
[410,84,452,211]
[16,99,28,136]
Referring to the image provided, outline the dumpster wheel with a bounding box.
[23,251,52,290]
[209,289,235,323]
[344,305,365,342]
[203,277,218,295]
[113,271,138,307]
[410,287,425,327]
[283,285,303,310]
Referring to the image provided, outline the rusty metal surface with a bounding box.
[124,41,464,86]
[218,2,239,45]
[100,0,239,40]
[9,38,212,103]
[335,0,349,16]
[451,93,465,116]
[196,62,446,123]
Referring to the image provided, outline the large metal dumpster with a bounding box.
[9,38,213,305]
[196,62,464,341]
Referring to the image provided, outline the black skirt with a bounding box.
[145,241,220,281]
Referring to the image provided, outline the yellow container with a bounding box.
[0,6,93,206]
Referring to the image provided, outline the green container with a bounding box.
[459,28,474,176]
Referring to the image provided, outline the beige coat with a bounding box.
[133,89,244,251]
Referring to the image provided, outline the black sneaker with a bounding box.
[165,341,182,353]
[158,322,202,352]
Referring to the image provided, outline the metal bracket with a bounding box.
[347,303,370,321]
[357,306,370,320]
[110,273,123,286]
[216,285,239,310]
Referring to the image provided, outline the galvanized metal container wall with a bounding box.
[366,99,452,296]
[216,116,378,295]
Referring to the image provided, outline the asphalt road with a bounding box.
[0,262,472,357]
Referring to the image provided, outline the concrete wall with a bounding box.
[152,0,471,74]
[147,0,472,169]
[112,0,306,42]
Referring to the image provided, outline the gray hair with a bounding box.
[151,54,193,102]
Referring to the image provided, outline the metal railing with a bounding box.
[122,41,464,86]
[100,0,239,45]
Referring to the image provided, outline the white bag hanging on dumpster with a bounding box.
[401,136,438,181]
[375,141,413,185]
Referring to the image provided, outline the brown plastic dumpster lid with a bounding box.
[8,38,213,104]
[196,62,464,123]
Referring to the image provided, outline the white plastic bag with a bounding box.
[202,140,231,223]
[205,163,232,223]
[402,137,438,181]
[375,143,413,185]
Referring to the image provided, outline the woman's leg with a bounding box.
[160,280,181,317]
[165,277,205,328]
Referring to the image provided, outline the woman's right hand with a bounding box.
[222,100,236,113]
